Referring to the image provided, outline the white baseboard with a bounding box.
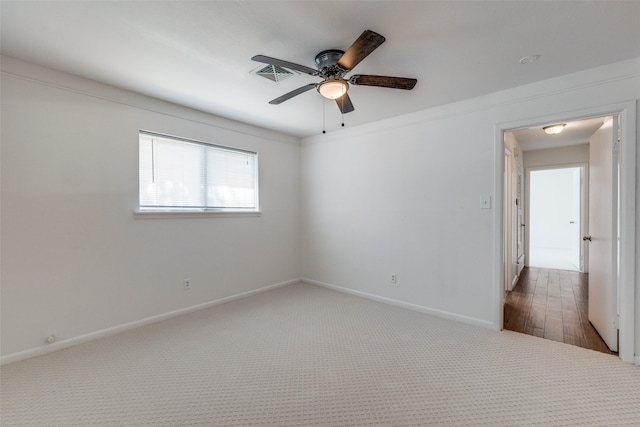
[302,278,494,330]
[1,278,300,366]
[635,355,640,366]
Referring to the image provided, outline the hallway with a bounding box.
[504,267,612,354]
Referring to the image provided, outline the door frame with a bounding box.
[493,101,636,364]
[504,147,516,291]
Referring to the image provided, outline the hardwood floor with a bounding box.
[504,267,613,354]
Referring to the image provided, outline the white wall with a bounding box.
[1,57,301,360]
[524,144,589,169]
[300,58,640,357]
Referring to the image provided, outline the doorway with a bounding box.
[528,166,584,271]
[495,101,636,364]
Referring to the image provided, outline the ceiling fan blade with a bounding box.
[335,93,355,114]
[269,83,318,105]
[349,75,417,90]
[252,55,319,76]
[337,30,386,71]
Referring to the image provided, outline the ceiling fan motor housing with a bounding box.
[314,49,346,77]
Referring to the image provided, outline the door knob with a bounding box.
[583,235,592,241]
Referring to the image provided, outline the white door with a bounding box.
[529,167,581,271]
[587,118,618,352]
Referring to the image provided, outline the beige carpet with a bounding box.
[1,282,639,426]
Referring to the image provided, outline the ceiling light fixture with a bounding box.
[520,54,540,64]
[318,79,348,100]
[543,124,566,135]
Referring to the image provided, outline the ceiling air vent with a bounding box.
[255,64,294,82]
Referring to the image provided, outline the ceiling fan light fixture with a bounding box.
[318,79,348,100]
[543,123,566,135]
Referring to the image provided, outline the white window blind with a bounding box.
[139,132,258,211]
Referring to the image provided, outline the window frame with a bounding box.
[136,130,260,217]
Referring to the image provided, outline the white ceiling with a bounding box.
[2,1,640,138]
[511,117,608,152]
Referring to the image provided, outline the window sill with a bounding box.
[133,209,261,219]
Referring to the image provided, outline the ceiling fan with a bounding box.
[251,30,417,114]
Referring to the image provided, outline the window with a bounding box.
[139,131,258,212]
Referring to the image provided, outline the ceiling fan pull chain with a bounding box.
[322,98,326,134]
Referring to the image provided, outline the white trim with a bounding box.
[0,278,300,366]
[133,210,261,219]
[493,126,506,331]
[525,163,589,171]
[303,278,494,330]
[494,101,637,364]
[616,102,636,364]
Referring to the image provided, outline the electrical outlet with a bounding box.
[183,279,191,290]
[391,274,397,284]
